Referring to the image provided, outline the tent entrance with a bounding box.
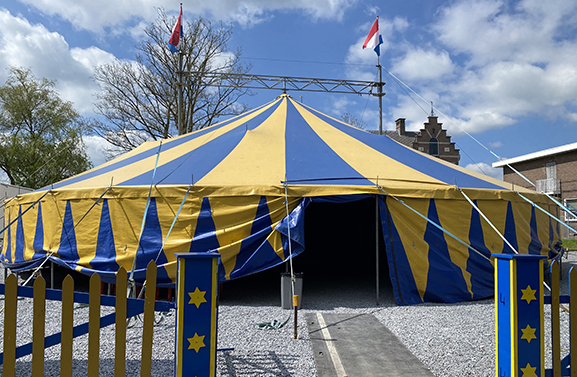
[219,196,392,307]
[290,196,390,303]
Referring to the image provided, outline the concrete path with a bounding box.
[306,313,435,377]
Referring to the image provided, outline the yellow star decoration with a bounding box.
[520,363,537,377]
[521,324,537,343]
[521,285,537,304]
[187,333,206,353]
[188,287,207,308]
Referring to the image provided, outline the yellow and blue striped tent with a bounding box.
[1,94,562,305]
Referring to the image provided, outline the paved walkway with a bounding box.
[307,313,435,377]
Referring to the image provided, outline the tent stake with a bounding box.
[293,295,299,339]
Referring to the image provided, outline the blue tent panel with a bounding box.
[15,206,25,264]
[190,197,220,253]
[90,199,119,272]
[423,199,469,303]
[32,202,44,260]
[467,200,494,299]
[57,201,79,263]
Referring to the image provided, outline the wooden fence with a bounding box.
[544,259,576,377]
[0,261,175,377]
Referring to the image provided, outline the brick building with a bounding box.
[492,142,577,238]
[384,116,460,165]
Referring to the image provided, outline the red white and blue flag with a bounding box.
[168,4,183,53]
[362,16,383,57]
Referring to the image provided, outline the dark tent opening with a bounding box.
[220,197,392,307]
[293,197,390,293]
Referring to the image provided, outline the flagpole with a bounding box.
[177,51,184,135]
[375,16,383,307]
[377,56,383,136]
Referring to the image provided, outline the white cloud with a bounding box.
[84,135,113,167]
[327,96,358,117]
[454,108,517,133]
[465,162,503,180]
[365,0,577,138]
[489,141,503,148]
[70,46,116,72]
[191,0,359,27]
[18,0,358,32]
[0,10,115,114]
[391,48,454,81]
[17,0,157,34]
[433,0,577,67]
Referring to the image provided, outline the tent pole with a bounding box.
[375,195,380,306]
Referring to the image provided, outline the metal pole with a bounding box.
[293,294,299,339]
[377,59,383,136]
[177,52,184,135]
[375,195,380,306]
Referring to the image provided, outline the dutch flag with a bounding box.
[168,4,183,53]
[362,16,383,57]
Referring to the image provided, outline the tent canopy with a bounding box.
[1,94,561,305]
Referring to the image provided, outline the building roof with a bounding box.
[367,129,418,147]
[492,142,577,168]
[382,130,417,146]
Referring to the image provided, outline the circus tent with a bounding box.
[1,94,562,305]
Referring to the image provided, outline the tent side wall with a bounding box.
[1,189,302,286]
[1,186,562,305]
[381,195,561,305]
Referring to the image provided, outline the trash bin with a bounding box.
[281,272,303,309]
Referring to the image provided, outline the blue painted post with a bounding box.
[174,252,220,377]
[493,253,545,377]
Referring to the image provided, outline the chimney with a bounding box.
[396,118,406,135]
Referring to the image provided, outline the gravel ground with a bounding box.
[0,252,575,376]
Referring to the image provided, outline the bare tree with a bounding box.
[341,111,367,130]
[94,8,252,155]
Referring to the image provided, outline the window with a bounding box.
[565,198,577,222]
[429,138,439,156]
[418,147,424,151]
[444,147,450,152]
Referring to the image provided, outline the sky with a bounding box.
[1,0,577,181]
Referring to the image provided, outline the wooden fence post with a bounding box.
[32,276,46,377]
[140,261,157,377]
[494,253,545,377]
[3,274,17,377]
[61,275,74,377]
[115,267,127,377]
[88,273,101,377]
[174,252,220,377]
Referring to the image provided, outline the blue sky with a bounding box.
[1,0,577,180]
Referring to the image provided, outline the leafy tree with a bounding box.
[94,8,252,155]
[341,111,367,130]
[0,67,93,189]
